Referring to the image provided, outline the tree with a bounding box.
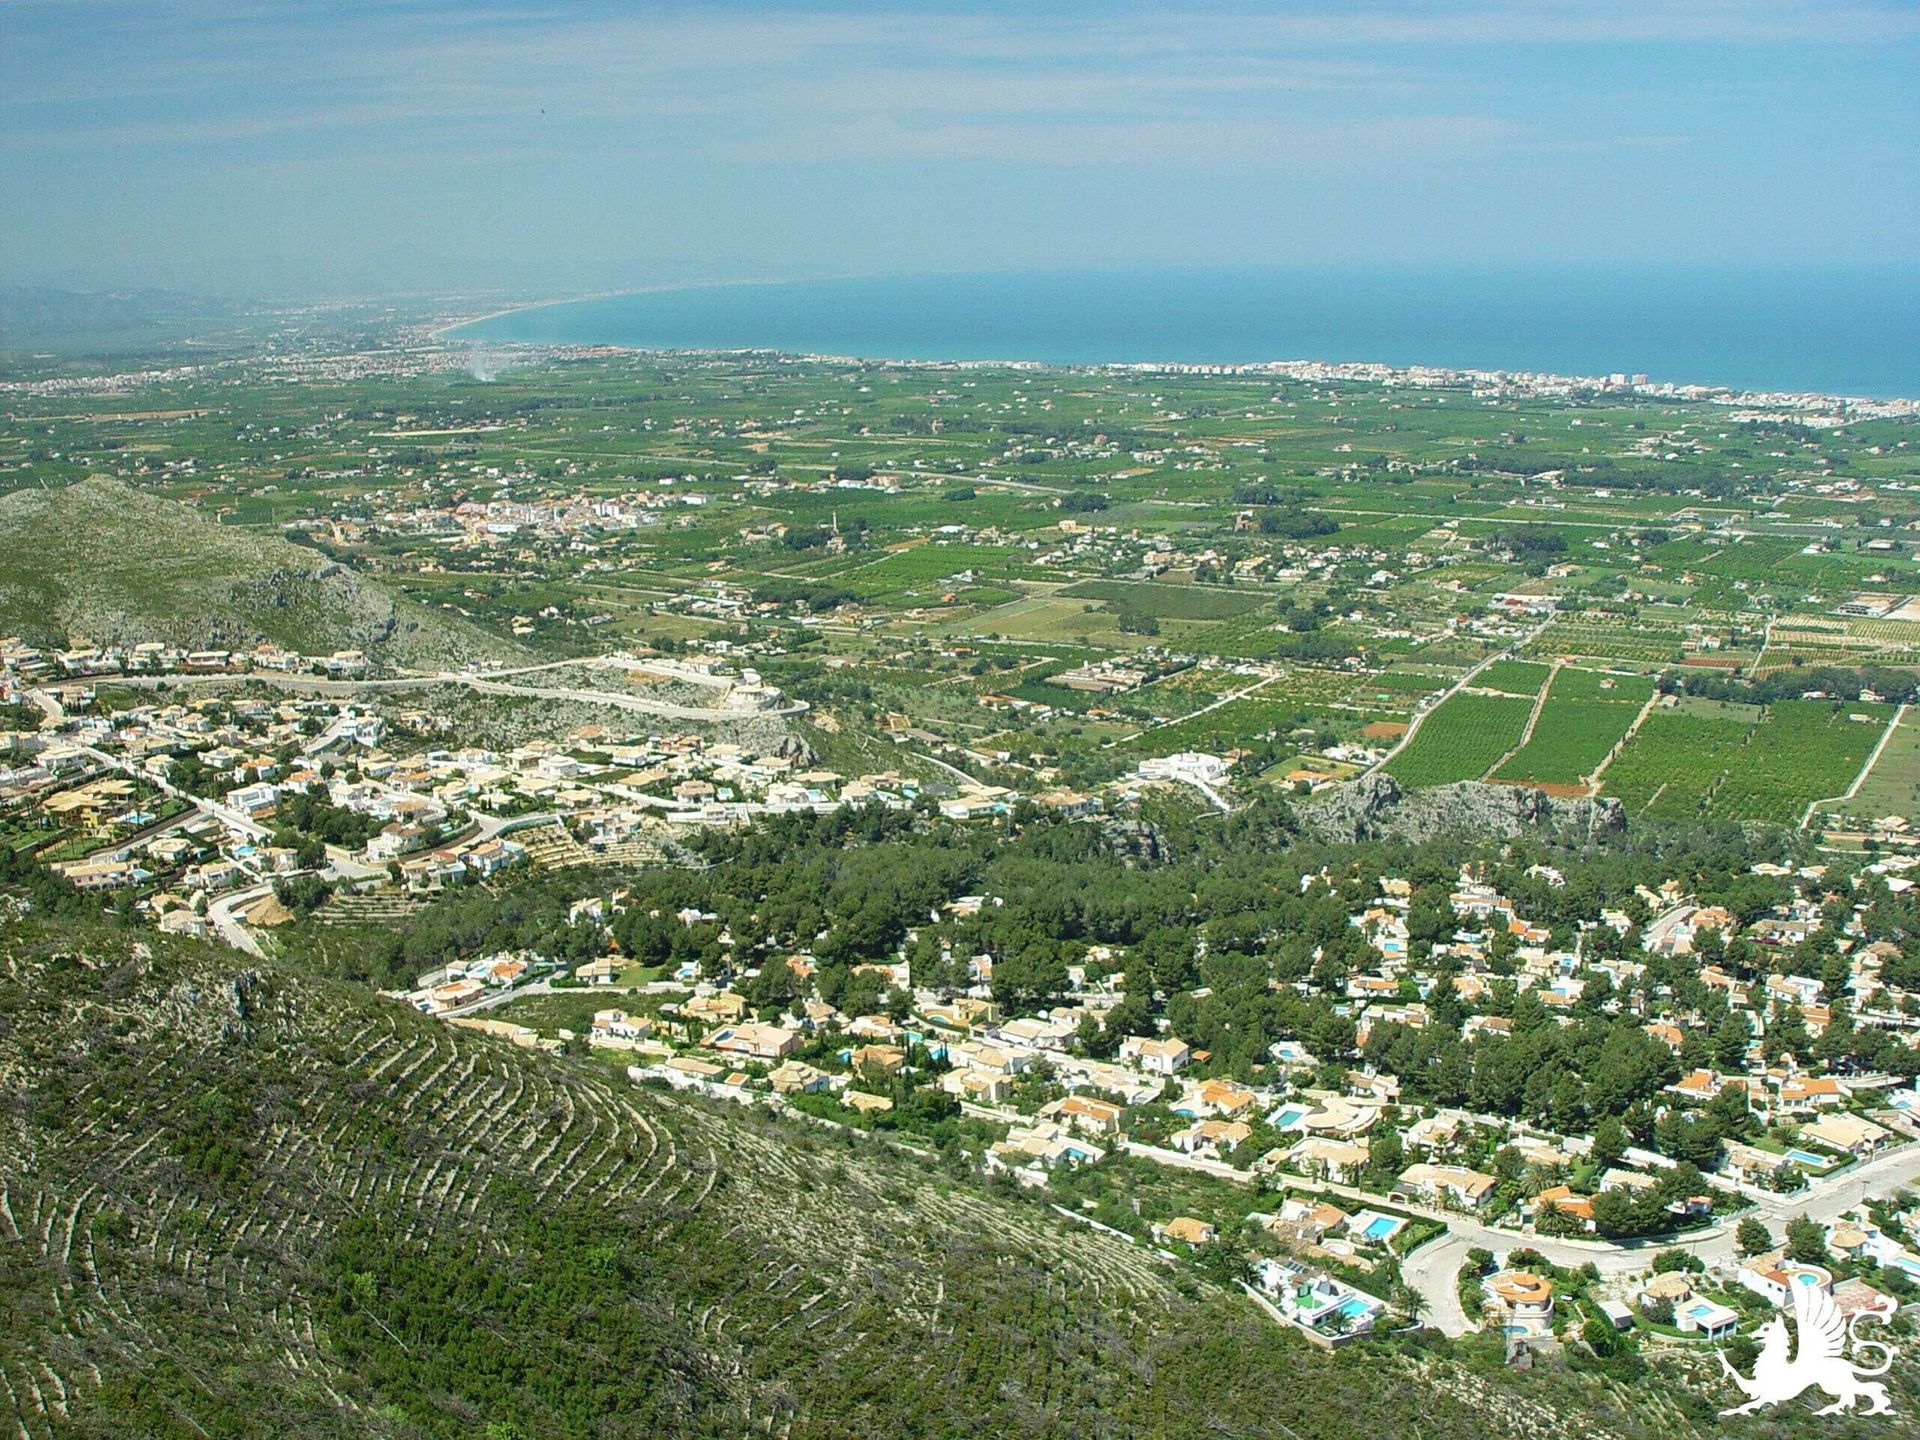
[1590,1115,1628,1169]
[1368,1129,1405,1177]
[1736,1217,1774,1257]
[1589,1188,1640,1240]
[1536,1201,1584,1238]
[1711,1012,1750,1070]
[1783,1213,1827,1265]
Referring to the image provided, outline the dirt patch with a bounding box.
[1361,721,1409,740]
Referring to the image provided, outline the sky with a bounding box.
[2,0,1916,298]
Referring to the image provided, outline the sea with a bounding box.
[450,266,1920,400]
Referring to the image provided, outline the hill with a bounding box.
[0,922,1668,1440]
[0,287,252,362]
[0,477,515,669]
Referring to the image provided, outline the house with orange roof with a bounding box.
[1532,1185,1596,1230]
[1644,1021,1685,1050]
[1154,1216,1218,1246]
[1485,1271,1555,1336]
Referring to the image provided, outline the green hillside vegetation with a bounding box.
[0,921,1660,1440]
[0,476,513,667]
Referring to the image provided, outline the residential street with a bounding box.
[1123,1134,1920,1335]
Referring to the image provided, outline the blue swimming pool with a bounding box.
[1271,1105,1309,1128]
[1785,1148,1830,1167]
[1362,1216,1399,1241]
[1337,1298,1375,1319]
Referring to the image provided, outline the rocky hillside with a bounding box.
[0,477,515,669]
[0,922,1668,1440]
[1304,774,1628,845]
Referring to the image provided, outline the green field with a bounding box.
[1602,699,1894,823]
[1057,579,1270,620]
[1472,659,1552,697]
[1385,693,1534,786]
[1490,697,1641,787]
[1546,668,1656,704]
[1826,708,1920,821]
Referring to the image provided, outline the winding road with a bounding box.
[1123,1134,1920,1336]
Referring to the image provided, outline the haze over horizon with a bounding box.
[4,0,1917,301]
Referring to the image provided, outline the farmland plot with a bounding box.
[1385,693,1533,786]
[1491,697,1641,788]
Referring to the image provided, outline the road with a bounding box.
[1362,618,1554,778]
[42,654,808,722]
[1122,1134,1920,1337]
[206,883,271,958]
[1399,1232,1473,1336]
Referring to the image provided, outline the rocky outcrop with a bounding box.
[1099,816,1171,866]
[1303,773,1626,845]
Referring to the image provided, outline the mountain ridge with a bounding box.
[0,476,516,669]
[0,919,1633,1440]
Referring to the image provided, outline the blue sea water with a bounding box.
[452,267,1920,399]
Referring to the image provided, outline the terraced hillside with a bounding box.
[0,477,513,668]
[0,923,1624,1440]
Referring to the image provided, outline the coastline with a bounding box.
[431,275,800,344]
[436,278,1920,415]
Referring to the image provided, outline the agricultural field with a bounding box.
[1130,695,1306,760]
[1473,659,1552,697]
[1824,708,1920,822]
[1057,579,1270,620]
[1490,695,1641,789]
[1526,620,1686,664]
[1544,667,1655,704]
[1707,699,1894,824]
[1385,693,1534,787]
[1600,698,1895,824]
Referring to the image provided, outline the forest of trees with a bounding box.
[271,790,1920,1179]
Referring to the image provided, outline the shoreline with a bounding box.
[434,272,1920,411]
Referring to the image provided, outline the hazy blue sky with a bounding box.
[3,0,1916,297]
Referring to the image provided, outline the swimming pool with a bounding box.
[1271,1104,1309,1128]
[1362,1216,1400,1242]
[1785,1148,1830,1167]
[1337,1297,1375,1319]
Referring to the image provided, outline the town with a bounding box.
[5,339,1920,1412]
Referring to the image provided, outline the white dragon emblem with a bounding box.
[1719,1279,1897,1417]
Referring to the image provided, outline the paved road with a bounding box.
[43,656,807,722]
[1362,618,1553,778]
[206,883,271,958]
[1400,1232,1474,1336]
[1123,1135,1920,1335]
